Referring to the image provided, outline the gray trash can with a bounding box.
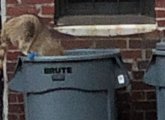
[9,49,129,120]
[144,42,165,120]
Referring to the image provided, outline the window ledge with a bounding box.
[54,24,158,36]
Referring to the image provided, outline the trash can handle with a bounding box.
[14,58,23,74]
[113,55,130,88]
[145,54,156,72]
[114,55,126,70]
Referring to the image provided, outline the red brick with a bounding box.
[9,104,24,113]
[146,91,156,100]
[22,0,54,4]
[96,39,127,48]
[7,6,38,16]
[19,114,25,120]
[17,94,24,103]
[156,10,165,18]
[40,18,54,25]
[129,39,158,49]
[8,93,24,104]
[129,39,142,49]
[132,71,144,80]
[131,91,145,101]
[7,51,22,61]
[42,6,54,15]
[121,50,142,59]
[156,1,165,7]
[157,20,165,27]
[133,101,156,110]
[7,73,15,81]
[7,62,17,73]
[61,39,94,49]
[130,112,144,120]
[7,0,18,4]
[8,114,18,120]
[157,0,165,2]
[132,81,154,90]
[9,93,17,103]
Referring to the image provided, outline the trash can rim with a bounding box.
[152,49,165,56]
[21,49,120,62]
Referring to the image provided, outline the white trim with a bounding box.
[1,1,8,120]
[158,27,165,31]
[1,0,7,24]
[54,24,158,37]
[156,18,165,21]
[2,54,8,120]
[155,7,165,11]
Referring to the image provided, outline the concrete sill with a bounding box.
[54,24,158,37]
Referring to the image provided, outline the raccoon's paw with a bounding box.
[27,52,38,60]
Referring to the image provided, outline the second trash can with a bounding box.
[144,42,165,120]
[9,49,129,120]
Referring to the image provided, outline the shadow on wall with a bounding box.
[0,70,3,120]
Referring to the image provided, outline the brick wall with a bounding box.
[4,0,165,120]
[156,0,165,27]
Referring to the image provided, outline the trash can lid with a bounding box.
[156,42,165,51]
[152,42,165,56]
[144,42,165,87]
[9,48,129,93]
[21,49,120,63]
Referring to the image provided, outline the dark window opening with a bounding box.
[55,0,156,25]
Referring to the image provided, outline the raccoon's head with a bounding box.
[1,14,43,55]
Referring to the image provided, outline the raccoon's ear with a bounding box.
[24,21,35,42]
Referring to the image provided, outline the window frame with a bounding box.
[55,0,155,21]
[54,0,157,36]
